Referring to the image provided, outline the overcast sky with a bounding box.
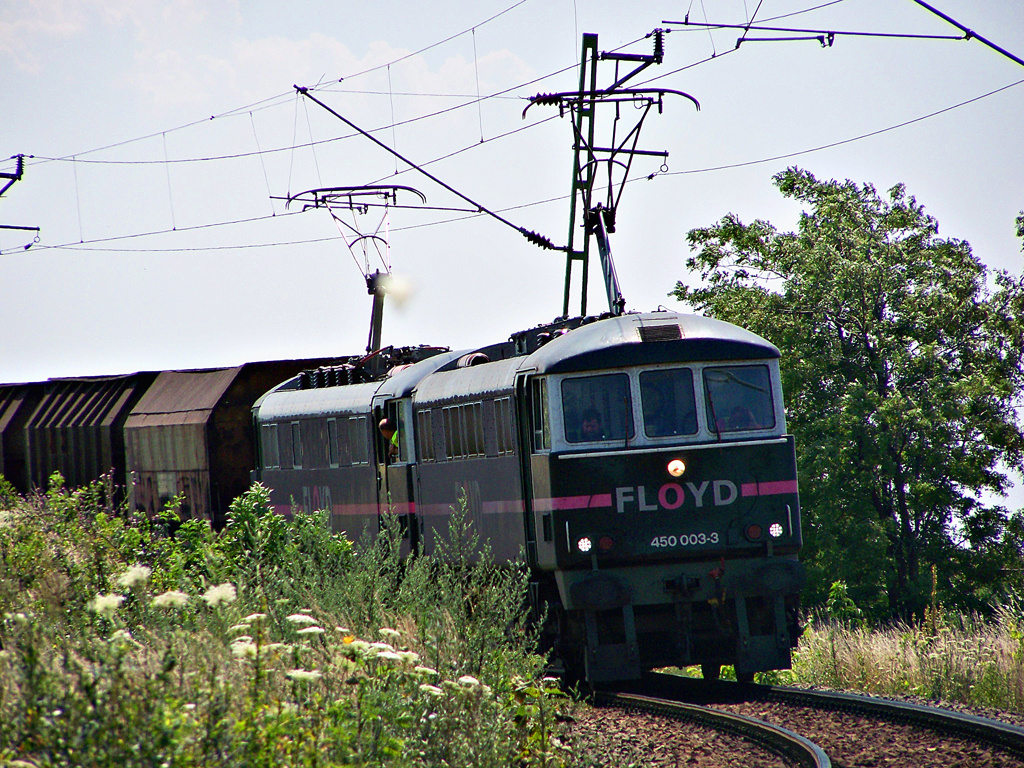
[2,1,1022,421]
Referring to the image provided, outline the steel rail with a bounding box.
[646,672,1024,760]
[757,684,1024,760]
[595,690,831,768]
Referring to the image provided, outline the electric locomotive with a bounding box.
[256,30,805,683]
[252,309,804,683]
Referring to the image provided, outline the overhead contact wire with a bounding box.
[911,0,1024,68]
[14,70,1016,260]
[163,132,177,230]
[653,76,1024,176]
[338,0,530,82]
[295,86,557,249]
[473,27,485,142]
[28,0,531,166]
[33,63,577,167]
[250,111,276,215]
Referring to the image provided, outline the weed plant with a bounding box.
[0,475,572,767]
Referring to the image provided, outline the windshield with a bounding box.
[640,368,698,437]
[562,373,634,443]
[703,365,775,434]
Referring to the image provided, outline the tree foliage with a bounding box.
[674,168,1024,619]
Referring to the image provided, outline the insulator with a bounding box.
[653,29,665,63]
[529,93,563,106]
[520,229,558,250]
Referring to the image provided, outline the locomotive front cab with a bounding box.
[523,312,805,682]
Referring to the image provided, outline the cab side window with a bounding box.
[261,423,279,469]
[530,378,550,451]
[380,402,407,464]
[291,421,303,469]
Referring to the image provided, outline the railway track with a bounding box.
[592,688,830,767]
[577,673,1024,767]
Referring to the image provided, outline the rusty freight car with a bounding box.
[124,359,333,526]
[0,383,43,492]
[21,373,158,494]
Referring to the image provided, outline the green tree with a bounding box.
[674,168,1024,619]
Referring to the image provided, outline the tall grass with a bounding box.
[789,595,1024,712]
[0,475,571,767]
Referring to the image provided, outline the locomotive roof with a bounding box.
[252,313,777,418]
[253,349,462,420]
[255,379,381,420]
[413,356,523,405]
[522,311,779,375]
[374,349,464,400]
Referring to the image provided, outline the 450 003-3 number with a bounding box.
[650,532,720,548]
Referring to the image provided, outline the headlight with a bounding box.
[667,459,686,477]
[577,537,593,553]
[769,523,784,538]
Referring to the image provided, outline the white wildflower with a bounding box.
[335,626,351,634]
[457,675,480,688]
[151,590,189,609]
[296,626,325,636]
[89,593,124,618]
[227,623,251,634]
[286,613,317,626]
[231,639,257,659]
[378,627,401,642]
[375,650,403,664]
[414,665,438,678]
[419,683,444,697]
[244,612,268,623]
[115,565,151,590]
[184,703,197,711]
[286,668,323,682]
[398,650,420,665]
[202,582,237,608]
[367,641,395,655]
[108,628,141,649]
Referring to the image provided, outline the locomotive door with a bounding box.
[373,397,418,555]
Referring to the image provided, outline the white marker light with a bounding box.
[769,523,784,538]
[667,459,686,477]
[577,537,593,553]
